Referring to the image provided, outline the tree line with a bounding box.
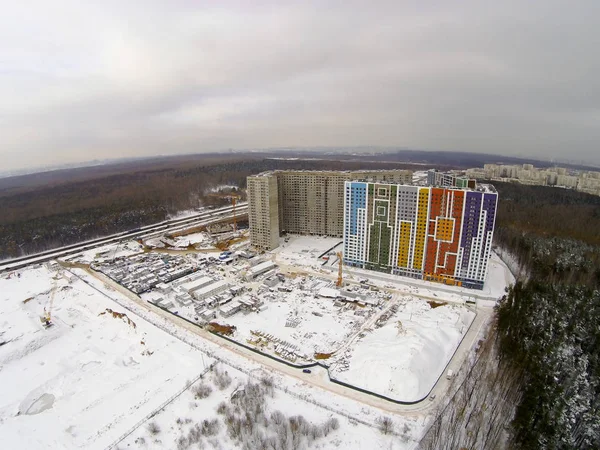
[420,181,600,449]
[0,156,419,260]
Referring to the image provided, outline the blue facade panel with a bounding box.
[348,182,367,235]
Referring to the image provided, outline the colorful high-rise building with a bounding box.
[343,182,498,289]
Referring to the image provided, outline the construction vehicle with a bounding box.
[336,251,344,287]
[40,275,59,328]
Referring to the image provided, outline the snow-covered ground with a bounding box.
[208,184,238,193]
[0,229,513,448]
[119,362,416,450]
[0,265,209,449]
[275,236,342,270]
[68,268,425,441]
[0,258,431,449]
[275,236,514,303]
[174,232,207,247]
[223,284,374,361]
[67,239,143,264]
[166,207,207,220]
[330,300,475,402]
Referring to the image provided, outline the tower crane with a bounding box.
[336,251,344,287]
[206,193,241,232]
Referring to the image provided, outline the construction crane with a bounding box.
[336,251,344,287]
[110,241,122,262]
[206,193,241,232]
[231,195,239,233]
[40,275,59,328]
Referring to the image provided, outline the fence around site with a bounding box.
[149,299,476,407]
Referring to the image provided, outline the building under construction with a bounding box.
[247,170,413,250]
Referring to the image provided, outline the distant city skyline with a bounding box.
[1,1,600,171]
[1,146,599,180]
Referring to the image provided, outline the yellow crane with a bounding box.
[40,274,59,328]
[206,193,241,232]
[336,251,344,287]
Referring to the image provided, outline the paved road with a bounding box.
[0,204,247,272]
[77,265,494,417]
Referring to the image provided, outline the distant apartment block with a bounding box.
[466,163,600,196]
[343,182,498,289]
[427,169,477,189]
[247,175,280,251]
[247,170,413,250]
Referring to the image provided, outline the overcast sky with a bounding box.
[1,0,599,171]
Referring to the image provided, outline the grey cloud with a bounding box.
[1,0,599,171]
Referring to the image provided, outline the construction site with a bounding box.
[62,218,508,403]
[0,176,515,449]
[16,177,509,402]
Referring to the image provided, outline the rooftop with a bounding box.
[192,279,230,297]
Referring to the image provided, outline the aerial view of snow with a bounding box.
[69,240,143,264]
[223,285,372,361]
[0,265,209,449]
[274,236,514,305]
[330,299,475,402]
[178,232,206,246]
[118,362,419,450]
[208,184,238,193]
[274,235,342,270]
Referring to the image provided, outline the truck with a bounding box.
[446,369,454,380]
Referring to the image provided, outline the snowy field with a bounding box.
[274,235,342,270]
[0,265,209,449]
[69,269,425,449]
[119,362,416,450]
[0,232,511,448]
[330,299,475,402]
[173,232,208,247]
[0,259,429,449]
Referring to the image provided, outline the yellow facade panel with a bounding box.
[397,221,412,267]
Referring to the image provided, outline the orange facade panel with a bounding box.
[424,189,464,278]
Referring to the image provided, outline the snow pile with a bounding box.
[330,300,475,402]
